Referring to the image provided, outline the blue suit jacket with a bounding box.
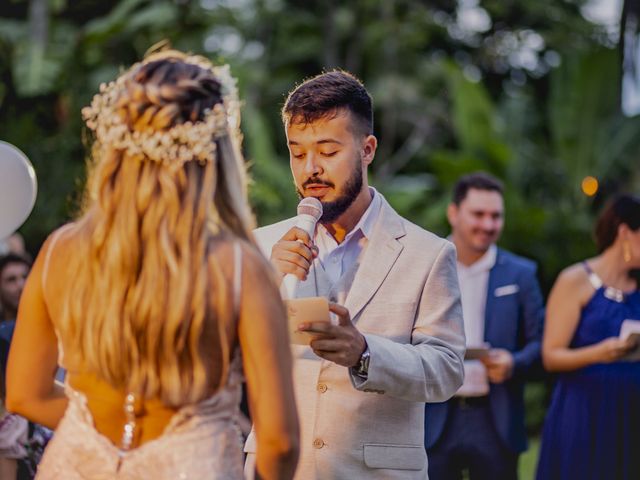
[425,248,544,453]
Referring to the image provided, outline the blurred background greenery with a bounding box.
[0,1,638,477]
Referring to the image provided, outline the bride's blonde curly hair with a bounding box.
[62,50,255,406]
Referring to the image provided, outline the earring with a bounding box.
[623,241,632,263]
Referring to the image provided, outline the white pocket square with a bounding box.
[494,284,519,297]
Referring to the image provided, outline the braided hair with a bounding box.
[118,59,223,131]
[62,52,253,406]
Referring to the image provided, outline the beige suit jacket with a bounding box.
[245,194,465,479]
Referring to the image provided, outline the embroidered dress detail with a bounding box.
[582,261,629,303]
[120,393,137,452]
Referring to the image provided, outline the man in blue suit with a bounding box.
[425,172,544,480]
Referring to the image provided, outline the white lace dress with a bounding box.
[36,355,245,480]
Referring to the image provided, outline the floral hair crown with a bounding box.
[81,51,240,169]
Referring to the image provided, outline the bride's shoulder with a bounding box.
[208,235,266,264]
[36,222,80,267]
[42,222,79,250]
[207,236,272,282]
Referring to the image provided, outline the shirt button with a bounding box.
[317,383,328,393]
[313,438,325,449]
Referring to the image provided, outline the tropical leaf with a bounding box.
[242,103,297,225]
[0,18,25,42]
[83,0,149,41]
[444,61,511,170]
[11,21,77,97]
[121,3,179,35]
[595,114,640,181]
[548,47,620,184]
[12,42,56,96]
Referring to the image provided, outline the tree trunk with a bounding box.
[29,0,48,49]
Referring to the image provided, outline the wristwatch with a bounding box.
[354,345,370,378]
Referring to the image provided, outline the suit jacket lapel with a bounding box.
[484,248,503,343]
[345,198,405,322]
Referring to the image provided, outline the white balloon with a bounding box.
[0,141,37,240]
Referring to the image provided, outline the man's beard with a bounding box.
[296,160,363,223]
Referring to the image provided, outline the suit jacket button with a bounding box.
[317,383,328,393]
[313,438,325,449]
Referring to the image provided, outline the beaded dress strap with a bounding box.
[582,261,629,303]
[581,261,603,290]
[233,242,242,318]
[42,224,74,293]
[42,224,75,369]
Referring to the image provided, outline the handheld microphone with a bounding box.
[282,197,323,298]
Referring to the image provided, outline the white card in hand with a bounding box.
[285,296,330,345]
[619,319,640,361]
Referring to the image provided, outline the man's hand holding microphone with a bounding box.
[271,198,367,368]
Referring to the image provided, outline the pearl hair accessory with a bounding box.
[81,52,240,170]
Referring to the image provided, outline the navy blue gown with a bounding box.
[536,267,640,480]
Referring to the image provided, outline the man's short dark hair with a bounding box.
[0,253,31,278]
[452,172,504,205]
[282,70,373,136]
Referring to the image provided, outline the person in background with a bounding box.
[425,172,544,480]
[0,254,31,346]
[0,254,32,480]
[0,333,26,480]
[537,193,640,480]
[6,49,299,479]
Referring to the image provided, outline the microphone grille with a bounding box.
[297,197,323,220]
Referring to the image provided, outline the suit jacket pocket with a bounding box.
[363,444,426,470]
[494,284,519,297]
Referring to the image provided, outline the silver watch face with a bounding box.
[359,350,370,373]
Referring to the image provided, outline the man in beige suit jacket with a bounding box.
[244,70,465,479]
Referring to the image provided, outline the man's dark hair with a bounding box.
[594,193,640,252]
[282,70,373,136]
[452,172,504,205]
[0,253,32,278]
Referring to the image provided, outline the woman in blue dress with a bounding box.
[537,193,640,480]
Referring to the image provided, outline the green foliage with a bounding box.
[13,22,77,97]
[519,435,541,479]
[550,47,619,187]
[0,0,637,294]
[243,102,298,225]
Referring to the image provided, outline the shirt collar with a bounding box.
[457,244,497,274]
[317,187,381,243]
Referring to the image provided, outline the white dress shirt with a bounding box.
[314,188,381,302]
[455,244,497,397]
